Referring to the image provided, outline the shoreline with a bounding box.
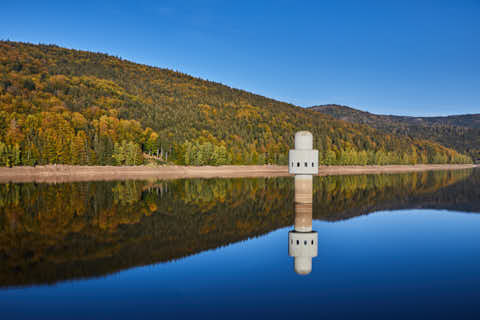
[0,164,477,183]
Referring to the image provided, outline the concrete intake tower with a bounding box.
[288,131,318,275]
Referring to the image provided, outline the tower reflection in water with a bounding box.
[288,175,318,275]
[287,131,318,276]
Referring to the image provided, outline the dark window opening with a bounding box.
[312,162,314,167]
[311,240,314,244]
[304,162,308,167]
[304,240,307,245]
[296,240,300,245]
[297,162,300,167]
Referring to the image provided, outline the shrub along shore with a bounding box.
[0,164,477,184]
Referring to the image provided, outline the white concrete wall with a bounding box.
[288,231,318,258]
[288,149,319,175]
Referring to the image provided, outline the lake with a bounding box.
[1,169,479,319]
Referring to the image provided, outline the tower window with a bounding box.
[291,162,294,167]
[304,240,307,245]
[304,162,308,167]
[296,240,299,245]
[297,162,300,167]
[312,162,314,167]
[311,240,314,244]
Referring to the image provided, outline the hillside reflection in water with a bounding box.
[1,169,480,319]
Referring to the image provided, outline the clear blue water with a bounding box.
[1,170,479,319]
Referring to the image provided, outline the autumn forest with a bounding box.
[0,41,473,166]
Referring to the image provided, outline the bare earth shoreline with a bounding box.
[0,164,477,183]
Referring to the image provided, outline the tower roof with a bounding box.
[294,131,313,150]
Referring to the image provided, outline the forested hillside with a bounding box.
[0,41,472,166]
[311,104,480,163]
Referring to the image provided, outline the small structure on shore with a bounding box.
[288,131,318,275]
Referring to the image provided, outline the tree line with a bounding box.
[312,104,480,163]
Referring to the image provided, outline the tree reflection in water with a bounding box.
[0,169,478,287]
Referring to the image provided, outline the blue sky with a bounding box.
[1,0,479,116]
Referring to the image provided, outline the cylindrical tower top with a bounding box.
[294,131,313,150]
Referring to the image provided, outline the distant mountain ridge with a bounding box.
[310,104,480,128]
[310,104,480,163]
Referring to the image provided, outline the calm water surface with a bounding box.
[1,169,479,319]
